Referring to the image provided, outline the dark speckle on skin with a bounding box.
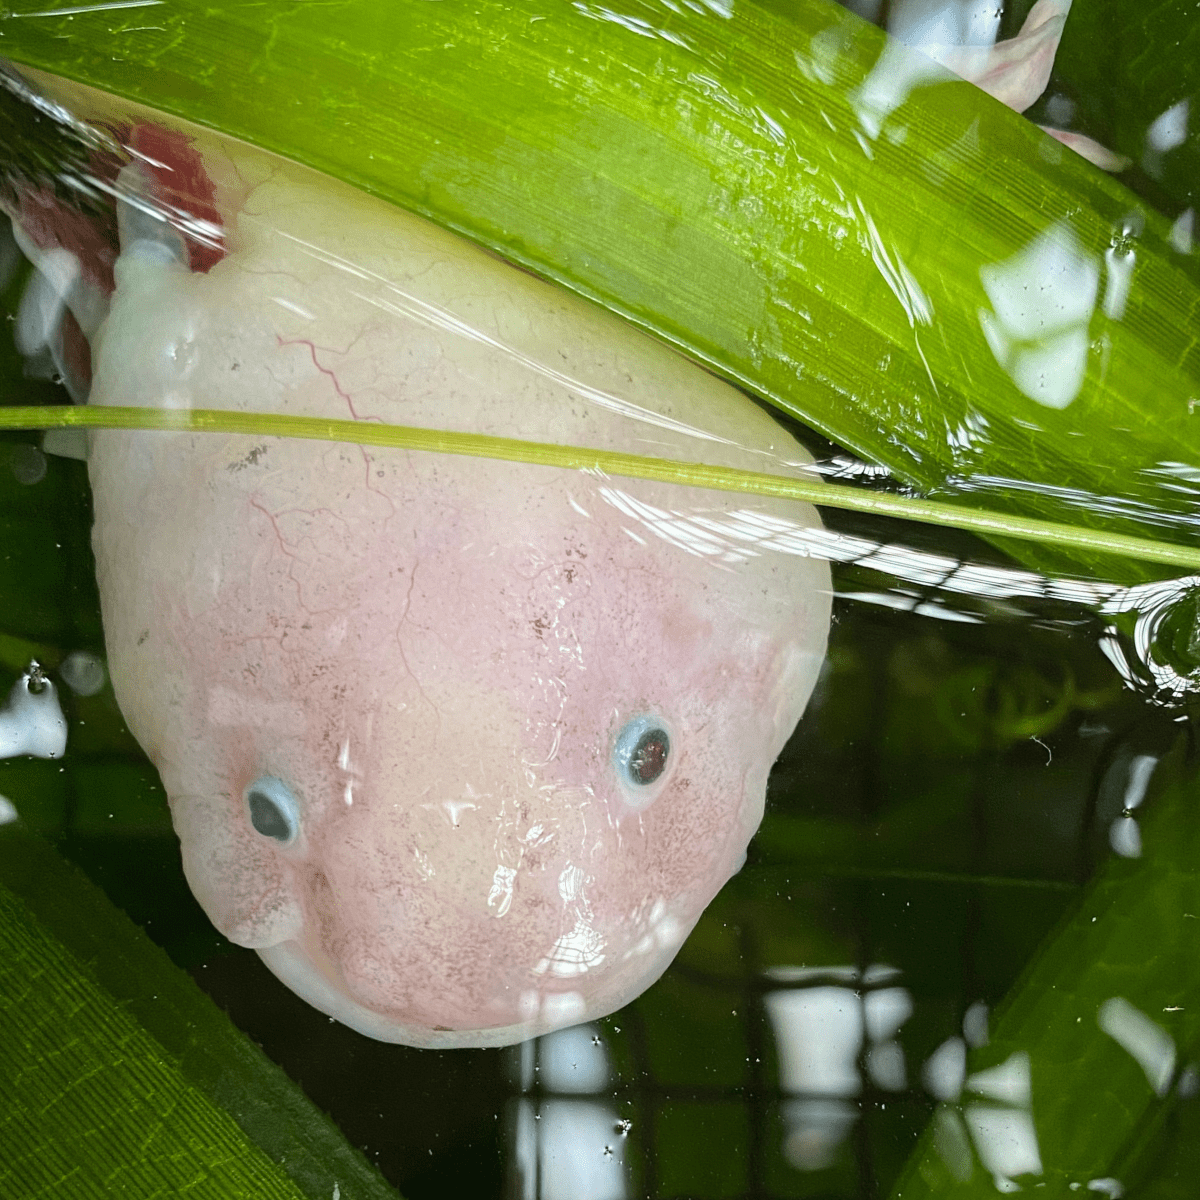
[228,444,269,472]
[137,630,149,646]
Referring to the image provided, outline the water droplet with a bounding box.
[9,442,46,486]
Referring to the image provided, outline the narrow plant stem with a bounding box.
[5,404,1199,571]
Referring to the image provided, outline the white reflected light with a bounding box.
[0,665,67,760]
[923,1036,967,1101]
[864,987,913,1090]
[59,650,107,697]
[1108,754,1157,860]
[857,0,1069,139]
[1108,818,1142,859]
[966,1050,1032,1108]
[963,1001,989,1048]
[978,223,1099,410]
[513,1099,628,1200]
[963,1103,1043,1186]
[766,966,913,1170]
[598,487,1200,701]
[961,1051,1041,1186]
[533,915,607,978]
[1146,99,1189,154]
[1101,577,1200,700]
[1102,219,1140,321]
[1169,208,1194,255]
[865,986,915,1041]
[539,1024,611,1094]
[510,1025,628,1200]
[767,985,864,1098]
[765,964,863,984]
[887,0,1002,51]
[1098,997,1176,1097]
[953,470,1200,538]
[854,37,950,140]
[856,198,934,328]
[928,1044,1042,1185]
[867,1041,908,1091]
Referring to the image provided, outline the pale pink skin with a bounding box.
[74,123,831,1046]
[922,0,1127,170]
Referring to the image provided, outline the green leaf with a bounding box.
[891,738,1200,1195]
[1,0,1197,583]
[0,827,399,1199]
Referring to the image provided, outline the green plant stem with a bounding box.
[4,404,1199,572]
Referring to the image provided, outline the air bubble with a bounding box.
[9,443,46,486]
[60,651,106,697]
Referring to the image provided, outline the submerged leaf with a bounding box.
[892,739,1200,1195]
[0,828,399,1199]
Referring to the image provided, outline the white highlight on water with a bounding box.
[0,666,67,760]
[1098,996,1176,1097]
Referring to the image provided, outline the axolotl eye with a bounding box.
[245,775,301,844]
[613,715,673,807]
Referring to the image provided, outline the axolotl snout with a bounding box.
[7,81,830,1046]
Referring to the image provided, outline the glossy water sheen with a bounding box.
[0,0,1198,1194]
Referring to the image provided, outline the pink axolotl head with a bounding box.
[90,432,829,1046]
[7,78,831,1046]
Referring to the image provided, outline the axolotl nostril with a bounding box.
[5,78,831,1047]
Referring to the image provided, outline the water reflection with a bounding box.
[978,223,1099,411]
[1144,99,1190,177]
[764,964,912,1169]
[0,661,66,760]
[1098,997,1175,1098]
[603,477,1200,699]
[1169,209,1194,255]
[853,0,1127,168]
[1107,752,1155,858]
[508,1024,628,1200]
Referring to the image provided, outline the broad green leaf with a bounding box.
[892,739,1200,1196]
[0,826,399,1200]
[0,0,1196,584]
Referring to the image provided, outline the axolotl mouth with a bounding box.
[255,873,700,1049]
[3,67,831,1047]
[260,931,620,1050]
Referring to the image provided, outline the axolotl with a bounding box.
[2,3,1102,1046]
[4,77,832,1047]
